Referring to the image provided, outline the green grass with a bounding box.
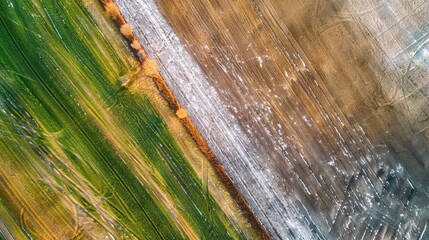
[0,0,245,239]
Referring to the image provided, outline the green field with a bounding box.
[0,0,248,238]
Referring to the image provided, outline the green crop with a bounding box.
[0,0,246,239]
